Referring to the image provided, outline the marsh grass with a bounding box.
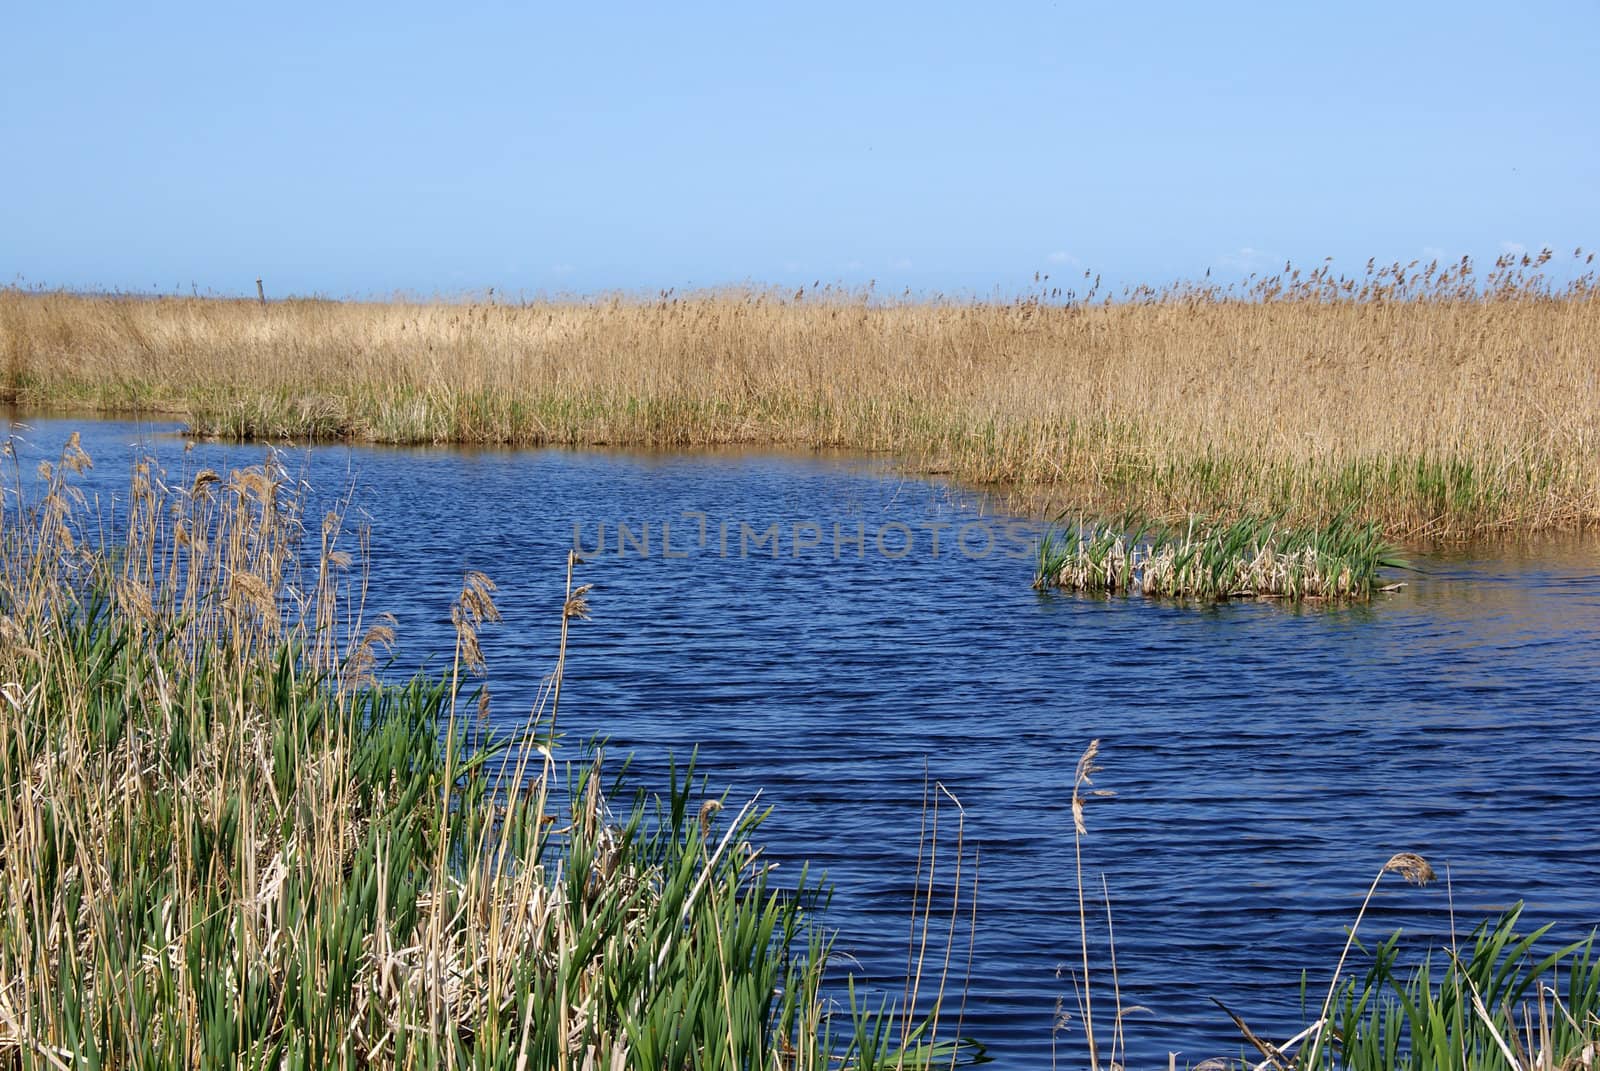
[4,250,1599,538]
[1316,905,1600,1071]
[1061,746,1600,1071]
[1033,513,1406,600]
[0,434,976,1069]
[1285,859,1599,1071]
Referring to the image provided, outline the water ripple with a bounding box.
[8,417,1598,1068]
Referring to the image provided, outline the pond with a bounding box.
[6,416,1598,1067]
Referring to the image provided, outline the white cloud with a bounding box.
[1218,246,1273,271]
[890,257,913,270]
[1421,246,1448,262]
[1047,250,1077,265]
[549,263,576,275]
[1499,240,1527,257]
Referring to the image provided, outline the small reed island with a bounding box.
[1033,513,1407,600]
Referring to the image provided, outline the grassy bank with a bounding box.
[3,252,1598,539]
[0,438,977,1069]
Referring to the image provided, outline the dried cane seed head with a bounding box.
[1382,851,1435,886]
[563,583,593,621]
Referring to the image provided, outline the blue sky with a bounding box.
[3,2,1596,298]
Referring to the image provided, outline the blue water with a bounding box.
[7,416,1599,1068]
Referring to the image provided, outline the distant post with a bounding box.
[256,278,266,305]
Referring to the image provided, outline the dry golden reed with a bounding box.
[3,250,1597,538]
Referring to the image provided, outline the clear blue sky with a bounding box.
[4,2,1596,298]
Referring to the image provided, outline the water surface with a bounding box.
[7,417,1598,1067]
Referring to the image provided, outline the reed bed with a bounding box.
[0,435,975,1069]
[1032,513,1405,600]
[3,252,1599,539]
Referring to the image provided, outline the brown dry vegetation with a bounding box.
[3,251,1598,538]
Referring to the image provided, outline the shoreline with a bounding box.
[7,404,1596,556]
